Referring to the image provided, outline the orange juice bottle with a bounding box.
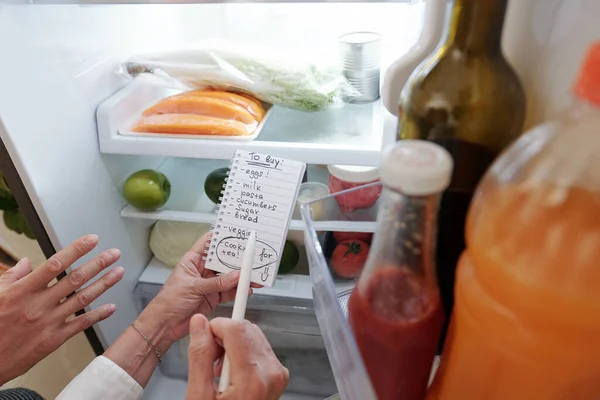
[427,43,600,399]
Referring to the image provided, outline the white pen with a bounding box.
[218,230,257,393]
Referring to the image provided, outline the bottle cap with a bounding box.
[327,164,379,183]
[379,140,453,196]
[574,42,600,107]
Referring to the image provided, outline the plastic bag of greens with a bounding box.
[149,220,212,268]
[117,41,361,112]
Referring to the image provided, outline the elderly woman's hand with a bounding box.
[133,233,252,352]
[186,316,289,400]
[0,234,123,385]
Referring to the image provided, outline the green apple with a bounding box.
[122,169,171,211]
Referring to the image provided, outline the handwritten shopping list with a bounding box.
[204,150,306,287]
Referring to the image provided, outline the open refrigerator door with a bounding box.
[301,186,378,400]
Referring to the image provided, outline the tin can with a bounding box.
[339,32,381,103]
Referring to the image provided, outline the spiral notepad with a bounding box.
[204,150,306,287]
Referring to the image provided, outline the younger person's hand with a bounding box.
[186,316,289,400]
[0,234,123,385]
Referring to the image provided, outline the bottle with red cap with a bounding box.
[427,42,600,399]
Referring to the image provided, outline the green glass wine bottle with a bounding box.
[397,0,526,352]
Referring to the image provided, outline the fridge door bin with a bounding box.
[302,184,380,400]
[301,182,442,399]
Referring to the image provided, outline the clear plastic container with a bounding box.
[327,164,382,213]
[294,182,330,220]
[302,184,379,400]
[289,182,331,246]
[303,138,452,399]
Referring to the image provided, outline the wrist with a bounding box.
[104,307,173,388]
[135,302,176,354]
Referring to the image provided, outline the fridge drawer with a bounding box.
[163,340,336,398]
[136,296,337,397]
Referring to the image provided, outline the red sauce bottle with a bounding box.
[348,140,453,400]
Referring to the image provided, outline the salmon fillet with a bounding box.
[238,92,266,110]
[142,95,257,125]
[132,114,253,136]
[186,90,266,122]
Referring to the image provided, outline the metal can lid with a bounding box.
[339,31,381,45]
[339,31,381,71]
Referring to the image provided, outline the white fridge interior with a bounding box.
[0,2,426,398]
[1,0,599,398]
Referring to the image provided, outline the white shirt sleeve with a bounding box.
[56,356,144,400]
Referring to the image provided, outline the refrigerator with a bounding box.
[0,0,598,398]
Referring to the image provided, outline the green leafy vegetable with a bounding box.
[149,220,212,267]
[225,58,356,112]
[124,44,361,112]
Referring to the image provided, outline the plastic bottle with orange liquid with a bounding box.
[427,42,600,399]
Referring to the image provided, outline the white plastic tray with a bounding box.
[97,78,393,165]
[97,77,272,143]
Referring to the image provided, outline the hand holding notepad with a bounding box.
[204,150,306,287]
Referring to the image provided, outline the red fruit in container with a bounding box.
[331,239,370,278]
[333,231,373,244]
[328,164,382,213]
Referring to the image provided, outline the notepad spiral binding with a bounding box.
[203,151,240,264]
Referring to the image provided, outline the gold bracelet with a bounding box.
[130,323,162,364]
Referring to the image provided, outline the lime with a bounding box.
[122,169,171,211]
[278,240,300,274]
[204,167,230,204]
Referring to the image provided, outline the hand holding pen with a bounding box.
[186,315,289,400]
[185,231,289,399]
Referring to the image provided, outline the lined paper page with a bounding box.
[205,150,306,287]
